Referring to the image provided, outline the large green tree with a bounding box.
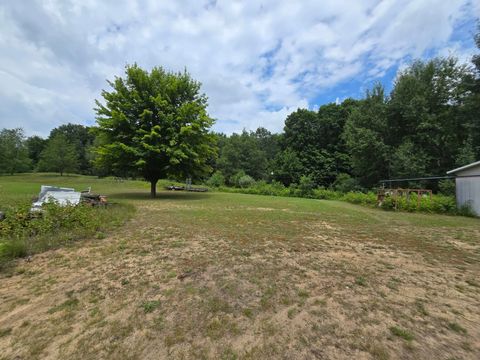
[465,23,480,158]
[38,133,79,176]
[25,135,47,169]
[273,148,303,186]
[94,64,216,197]
[253,127,281,176]
[49,123,95,174]
[388,58,474,175]
[0,128,31,175]
[344,84,390,187]
[280,100,357,187]
[216,130,269,182]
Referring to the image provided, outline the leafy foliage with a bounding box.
[25,136,47,169]
[333,173,361,193]
[94,64,216,197]
[0,128,31,175]
[0,202,134,267]
[279,102,357,187]
[237,174,256,188]
[344,84,390,187]
[38,133,79,176]
[206,170,225,187]
[297,175,316,198]
[49,124,95,174]
[438,179,456,196]
[215,130,272,183]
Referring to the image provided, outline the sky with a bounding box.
[0,0,479,137]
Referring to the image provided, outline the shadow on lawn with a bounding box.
[109,191,212,201]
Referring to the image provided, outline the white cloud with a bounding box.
[0,0,477,136]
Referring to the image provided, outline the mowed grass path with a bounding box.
[0,174,479,359]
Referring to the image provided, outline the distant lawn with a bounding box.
[0,173,149,207]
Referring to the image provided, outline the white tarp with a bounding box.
[31,185,81,211]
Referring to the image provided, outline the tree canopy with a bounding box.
[0,128,31,175]
[50,124,95,174]
[94,64,217,197]
[38,133,79,176]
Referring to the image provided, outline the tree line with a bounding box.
[0,124,94,176]
[213,55,480,191]
[1,29,479,192]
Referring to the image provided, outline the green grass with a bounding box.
[355,276,367,286]
[217,182,474,217]
[0,174,139,267]
[389,326,415,341]
[0,327,12,337]
[47,297,80,314]
[141,300,161,313]
[0,173,479,359]
[448,322,468,334]
[3,173,477,268]
[0,174,158,213]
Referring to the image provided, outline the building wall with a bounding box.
[455,165,480,216]
[456,166,480,177]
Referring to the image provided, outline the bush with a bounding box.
[207,171,225,187]
[249,181,288,196]
[297,175,315,198]
[375,193,472,216]
[312,188,341,200]
[237,175,255,188]
[0,202,134,268]
[230,171,245,187]
[438,179,455,196]
[341,192,377,206]
[333,173,362,193]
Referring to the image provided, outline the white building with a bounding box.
[447,160,480,216]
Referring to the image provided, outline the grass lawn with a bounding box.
[0,174,479,359]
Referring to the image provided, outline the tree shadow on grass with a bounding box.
[109,191,212,201]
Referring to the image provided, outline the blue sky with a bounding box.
[0,1,479,137]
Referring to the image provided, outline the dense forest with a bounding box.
[1,31,479,192]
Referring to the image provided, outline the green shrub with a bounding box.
[0,202,134,268]
[312,188,341,200]
[297,175,315,198]
[333,173,362,193]
[341,192,376,206]
[230,170,250,188]
[380,196,396,211]
[288,183,298,196]
[438,179,455,196]
[238,175,256,188]
[249,181,288,196]
[207,171,225,187]
[375,193,471,216]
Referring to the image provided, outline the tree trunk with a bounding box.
[150,179,158,198]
